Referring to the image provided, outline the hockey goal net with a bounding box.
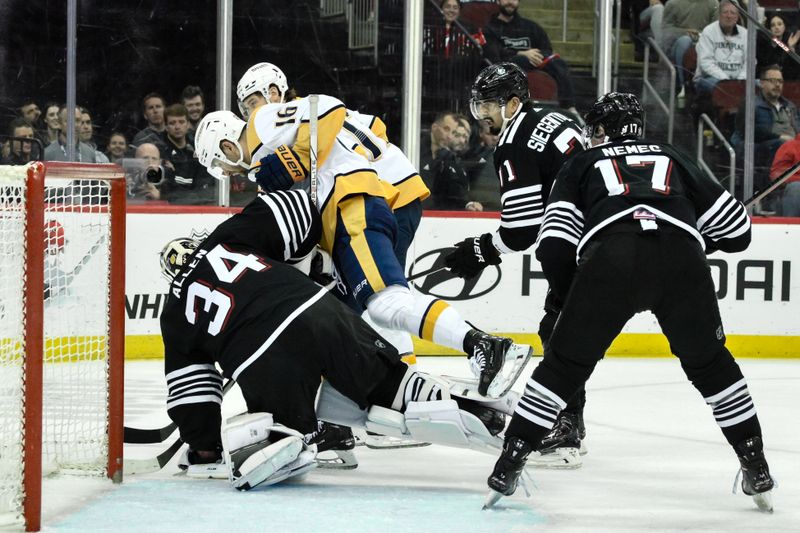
[0,162,125,531]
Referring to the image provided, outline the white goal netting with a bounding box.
[0,163,122,527]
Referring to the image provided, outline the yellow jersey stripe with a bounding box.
[338,195,386,294]
[420,299,450,341]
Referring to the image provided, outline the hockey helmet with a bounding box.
[236,62,289,117]
[582,92,644,147]
[159,237,200,281]
[194,110,248,179]
[469,62,529,133]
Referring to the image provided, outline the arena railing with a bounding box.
[697,113,736,196]
[642,37,675,144]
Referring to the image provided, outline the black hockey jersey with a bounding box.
[536,139,751,260]
[491,102,584,253]
[160,189,322,449]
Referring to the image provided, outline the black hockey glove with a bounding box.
[249,144,306,193]
[444,233,501,279]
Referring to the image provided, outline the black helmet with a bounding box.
[583,92,644,145]
[469,62,529,119]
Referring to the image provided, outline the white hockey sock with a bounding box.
[366,285,472,353]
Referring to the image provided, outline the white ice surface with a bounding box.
[8,356,800,532]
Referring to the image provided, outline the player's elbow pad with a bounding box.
[705,232,751,255]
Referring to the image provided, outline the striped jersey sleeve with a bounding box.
[258,189,317,262]
[537,200,585,247]
[695,191,751,244]
[166,363,224,410]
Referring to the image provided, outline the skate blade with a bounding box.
[365,435,431,450]
[482,490,504,510]
[526,447,582,470]
[315,449,358,470]
[752,491,774,513]
[579,441,588,456]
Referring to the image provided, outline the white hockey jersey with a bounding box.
[246,95,400,252]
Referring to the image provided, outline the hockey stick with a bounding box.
[123,380,235,473]
[743,159,800,208]
[730,1,800,68]
[407,264,448,281]
[44,232,106,300]
[308,94,319,207]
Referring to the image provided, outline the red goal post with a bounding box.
[0,162,125,532]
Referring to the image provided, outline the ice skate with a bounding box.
[464,329,531,398]
[734,436,774,512]
[527,411,585,469]
[484,436,534,509]
[304,421,358,469]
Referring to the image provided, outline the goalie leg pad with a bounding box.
[315,381,369,428]
[222,412,316,491]
[228,436,316,491]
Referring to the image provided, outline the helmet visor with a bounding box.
[469,99,501,121]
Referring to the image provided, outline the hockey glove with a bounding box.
[444,233,501,279]
[249,144,306,193]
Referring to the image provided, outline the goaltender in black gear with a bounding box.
[485,92,775,512]
[159,189,515,491]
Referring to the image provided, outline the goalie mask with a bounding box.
[582,92,644,148]
[469,62,529,134]
[195,111,248,180]
[160,237,201,281]
[236,62,289,118]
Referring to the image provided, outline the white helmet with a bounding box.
[236,62,289,117]
[159,237,201,281]
[194,110,247,180]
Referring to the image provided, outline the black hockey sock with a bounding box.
[366,360,409,410]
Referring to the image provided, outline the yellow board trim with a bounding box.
[338,196,386,294]
[420,300,450,342]
[124,333,800,360]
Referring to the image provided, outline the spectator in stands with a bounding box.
[43,105,97,163]
[694,0,746,96]
[632,0,665,61]
[78,108,110,163]
[18,99,41,126]
[180,85,206,133]
[124,142,163,202]
[132,93,168,150]
[1,118,37,165]
[660,0,719,96]
[423,0,487,113]
[757,14,800,82]
[420,111,460,189]
[732,65,798,202]
[158,104,216,205]
[769,131,800,216]
[105,132,130,164]
[460,119,501,210]
[483,0,579,116]
[422,112,483,211]
[43,102,61,144]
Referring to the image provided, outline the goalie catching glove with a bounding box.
[249,144,307,193]
[444,233,501,279]
[222,412,316,491]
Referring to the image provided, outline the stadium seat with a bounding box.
[782,80,800,107]
[459,2,499,29]
[711,80,747,136]
[527,70,559,104]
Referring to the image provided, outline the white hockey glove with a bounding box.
[222,412,317,491]
[177,447,228,479]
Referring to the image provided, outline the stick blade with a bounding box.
[482,489,504,510]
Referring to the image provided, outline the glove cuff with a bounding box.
[479,233,501,264]
[276,144,307,182]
